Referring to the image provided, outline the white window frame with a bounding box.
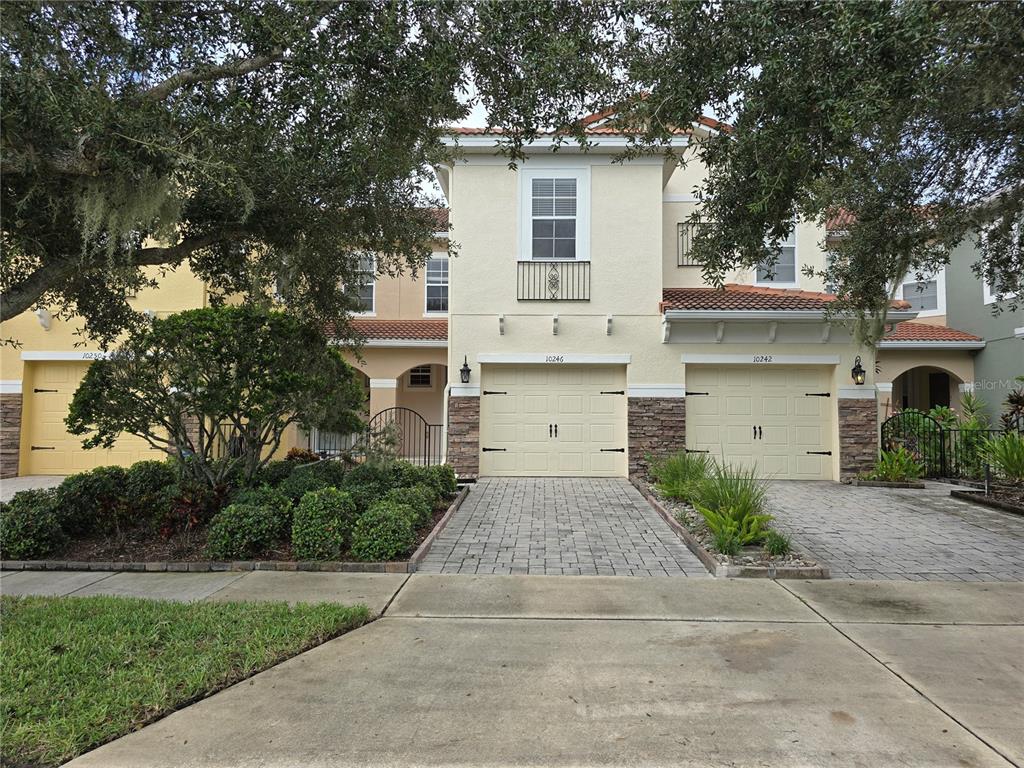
[754,226,799,287]
[424,255,449,315]
[983,279,1018,306]
[407,365,433,389]
[518,167,590,262]
[351,255,376,316]
[895,267,945,318]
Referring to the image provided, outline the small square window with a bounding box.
[408,365,432,388]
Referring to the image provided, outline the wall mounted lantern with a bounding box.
[460,356,471,384]
[851,355,866,385]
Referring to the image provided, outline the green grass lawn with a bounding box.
[1,595,369,767]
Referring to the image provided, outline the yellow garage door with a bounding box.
[685,365,834,481]
[479,364,628,477]
[21,361,163,475]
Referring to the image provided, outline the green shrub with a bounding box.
[205,503,281,560]
[350,499,416,561]
[693,462,769,519]
[382,483,439,527]
[984,431,1024,481]
[251,460,296,488]
[698,504,772,554]
[231,486,294,536]
[424,464,458,496]
[869,447,923,482]
[0,490,66,559]
[124,460,177,509]
[292,488,358,560]
[55,466,130,535]
[341,462,394,512]
[651,451,712,502]
[157,482,227,538]
[278,460,347,502]
[763,530,792,557]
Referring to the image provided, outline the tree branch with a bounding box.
[142,49,292,101]
[0,226,250,322]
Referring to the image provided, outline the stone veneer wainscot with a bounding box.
[838,397,878,481]
[446,395,480,479]
[0,393,22,479]
[628,397,686,477]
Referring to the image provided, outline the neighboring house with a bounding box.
[942,234,1024,423]
[437,116,915,483]
[0,233,450,478]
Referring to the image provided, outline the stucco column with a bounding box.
[368,378,398,417]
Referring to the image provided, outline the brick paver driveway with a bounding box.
[418,478,709,576]
[767,481,1024,581]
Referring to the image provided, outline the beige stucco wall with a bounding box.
[362,248,448,320]
[876,348,976,418]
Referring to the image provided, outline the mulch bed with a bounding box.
[55,500,453,566]
[951,484,1024,517]
[639,480,820,571]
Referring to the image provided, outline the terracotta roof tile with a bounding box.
[345,319,448,342]
[661,284,910,312]
[883,322,982,342]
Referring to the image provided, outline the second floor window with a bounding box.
[900,277,939,311]
[756,228,797,285]
[532,178,577,260]
[352,255,375,313]
[425,256,448,313]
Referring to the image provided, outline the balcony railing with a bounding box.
[517,260,591,301]
[677,220,711,267]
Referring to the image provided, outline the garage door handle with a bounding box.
[554,424,557,437]
[757,426,762,439]
[30,445,56,451]
[549,424,553,437]
[806,451,832,456]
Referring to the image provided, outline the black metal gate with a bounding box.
[365,407,444,465]
[880,410,1015,480]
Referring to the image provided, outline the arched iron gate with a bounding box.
[881,410,1018,480]
[366,407,444,465]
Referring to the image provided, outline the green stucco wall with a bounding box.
[945,237,1024,423]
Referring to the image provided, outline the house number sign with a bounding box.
[752,355,774,363]
[545,355,565,363]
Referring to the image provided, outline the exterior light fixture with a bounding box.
[460,356,471,384]
[851,355,866,385]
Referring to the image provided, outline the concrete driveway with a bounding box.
[417,477,709,576]
[0,474,64,502]
[65,574,1024,768]
[766,481,1024,581]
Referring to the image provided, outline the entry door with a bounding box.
[479,364,627,476]
[22,362,162,474]
[685,365,833,480]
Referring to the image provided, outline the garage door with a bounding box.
[21,361,163,475]
[479,364,627,476]
[685,365,833,480]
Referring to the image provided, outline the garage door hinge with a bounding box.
[30,445,56,451]
[686,391,709,396]
[600,448,625,453]
[481,447,507,452]
[482,390,508,395]
[685,448,710,453]
[806,450,832,456]
[600,390,625,395]
[33,388,58,393]
[804,392,831,397]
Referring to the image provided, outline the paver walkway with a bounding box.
[418,477,709,576]
[767,481,1024,581]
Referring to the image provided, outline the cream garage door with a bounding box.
[21,361,162,475]
[686,365,834,481]
[479,364,628,476]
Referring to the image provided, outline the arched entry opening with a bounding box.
[308,369,370,457]
[892,366,965,414]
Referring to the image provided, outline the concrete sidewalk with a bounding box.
[42,573,1022,768]
[0,569,407,616]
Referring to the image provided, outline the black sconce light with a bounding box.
[460,356,471,384]
[851,355,866,385]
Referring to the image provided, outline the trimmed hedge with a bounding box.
[278,460,348,502]
[381,483,438,528]
[251,460,296,489]
[230,486,293,537]
[350,499,416,561]
[55,466,130,535]
[292,488,358,560]
[0,489,66,560]
[205,503,281,560]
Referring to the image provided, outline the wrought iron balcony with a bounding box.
[517,260,591,301]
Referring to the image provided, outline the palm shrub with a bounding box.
[350,499,416,561]
[983,432,1024,482]
[292,488,358,560]
[698,505,773,555]
[650,451,712,502]
[869,447,924,482]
